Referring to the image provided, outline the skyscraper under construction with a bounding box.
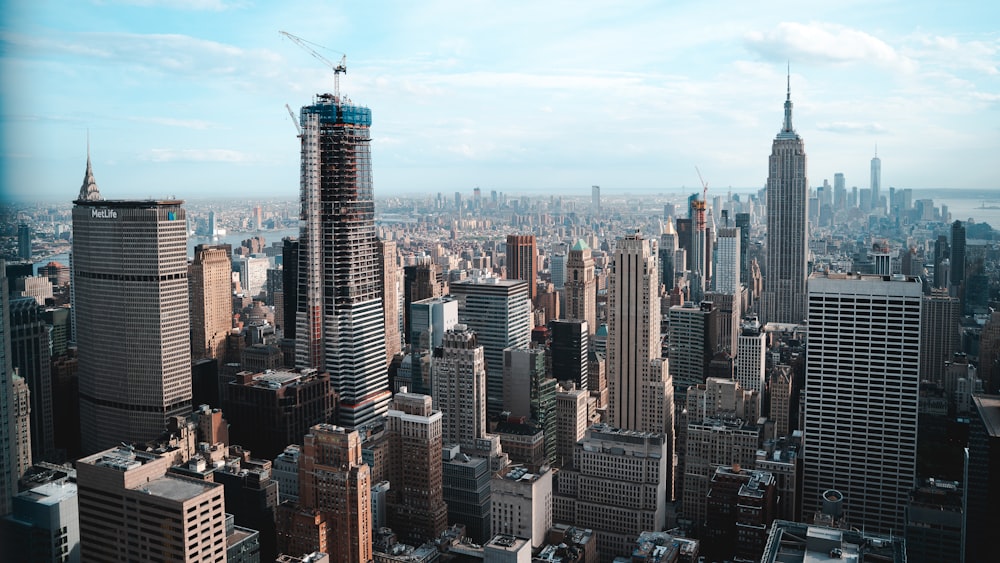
[295,92,390,430]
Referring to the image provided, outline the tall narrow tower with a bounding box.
[564,239,596,335]
[295,93,390,430]
[761,71,809,325]
[506,234,538,300]
[72,156,192,454]
[870,147,882,213]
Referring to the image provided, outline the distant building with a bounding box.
[190,244,233,364]
[507,235,538,301]
[380,240,403,363]
[564,240,597,336]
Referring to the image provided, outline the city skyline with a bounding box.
[2,1,999,203]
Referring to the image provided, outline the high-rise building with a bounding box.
[450,277,532,417]
[904,478,965,563]
[950,220,966,292]
[294,94,390,430]
[379,240,402,363]
[190,244,233,364]
[735,316,766,401]
[7,475,80,562]
[919,288,960,384]
[980,312,1000,394]
[968,395,1000,561]
[870,149,882,213]
[17,223,31,262]
[410,296,458,350]
[549,319,588,390]
[442,446,492,543]
[690,198,708,302]
[491,465,553,548]
[0,261,14,516]
[768,365,793,438]
[281,238,299,341]
[232,255,268,298]
[8,297,54,462]
[703,466,777,561]
[802,273,922,534]
[668,302,718,405]
[72,157,192,454]
[550,252,566,289]
[555,382,589,468]
[714,227,741,294]
[503,346,557,465]
[761,74,809,325]
[607,234,661,431]
[222,368,336,461]
[77,446,227,561]
[433,325,488,446]
[659,220,678,292]
[553,424,667,560]
[591,185,600,216]
[385,392,448,544]
[506,235,538,301]
[564,240,596,336]
[11,374,32,479]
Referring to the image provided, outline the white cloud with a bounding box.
[97,0,242,10]
[816,121,888,134]
[142,149,251,163]
[745,22,916,72]
[129,117,219,130]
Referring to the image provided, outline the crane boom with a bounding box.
[285,104,302,137]
[279,30,347,100]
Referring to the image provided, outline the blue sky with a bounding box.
[1,0,998,202]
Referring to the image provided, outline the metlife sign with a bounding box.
[91,208,118,219]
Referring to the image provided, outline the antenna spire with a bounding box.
[779,63,796,137]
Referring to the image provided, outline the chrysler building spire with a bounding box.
[77,139,102,202]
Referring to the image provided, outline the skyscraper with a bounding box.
[918,288,960,384]
[870,148,882,213]
[735,316,766,400]
[379,239,402,362]
[189,244,233,364]
[550,319,589,390]
[802,273,921,534]
[0,261,15,516]
[506,234,538,300]
[659,220,678,292]
[564,239,596,335]
[591,185,600,216]
[72,156,192,454]
[385,392,448,544]
[8,298,54,462]
[450,276,532,417]
[607,234,674,439]
[17,223,31,262]
[433,325,488,446]
[295,93,389,430]
[761,73,809,325]
[950,220,966,292]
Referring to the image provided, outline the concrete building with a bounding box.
[564,240,597,336]
[386,392,449,544]
[450,276,532,417]
[919,288,960,384]
[273,444,301,503]
[904,478,965,563]
[507,235,538,301]
[767,365,793,439]
[0,262,16,516]
[442,445,492,543]
[803,273,922,535]
[297,424,372,563]
[735,316,765,406]
[8,297,53,463]
[12,374,32,478]
[190,244,233,364]
[433,325,488,447]
[491,465,553,548]
[714,226,741,295]
[485,534,532,563]
[6,477,80,562]
[760,520,907,563]
[553,424,667,560]
[72,159,192,454]
[761,75,809,325]
[503,346,556,465]
[667,302,718,406]
[222,368,336,460]
[607,234,672,436]
[232,255,269,298]
[967,395,1000,561]
[380,239,403,363]
[755,434,802,523]
[294,94,390,430]
[77,446,226,562]
[410,296,458,350]
[703,466,777,561]
[659,221,679,293]
[555,383,589,468]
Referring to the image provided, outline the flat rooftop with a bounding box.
[17,480,77,506]
[973,395,1000,437]
[139,474,219,502]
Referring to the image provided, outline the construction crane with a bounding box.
[695,166,709,203]
[285,104,302,137]
[279,30,347,100]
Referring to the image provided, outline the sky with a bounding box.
[1,0,998,202]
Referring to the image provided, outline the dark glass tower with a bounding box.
[294,93,389,429]
[761,72,809,324]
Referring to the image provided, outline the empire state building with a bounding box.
[761,74,809,325]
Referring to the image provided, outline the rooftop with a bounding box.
[139,474,219,502]
[16,480,78,506]
[973,395,1000,437]
[760,520,906,563]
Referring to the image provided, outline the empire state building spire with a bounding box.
[778,65,798,139]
